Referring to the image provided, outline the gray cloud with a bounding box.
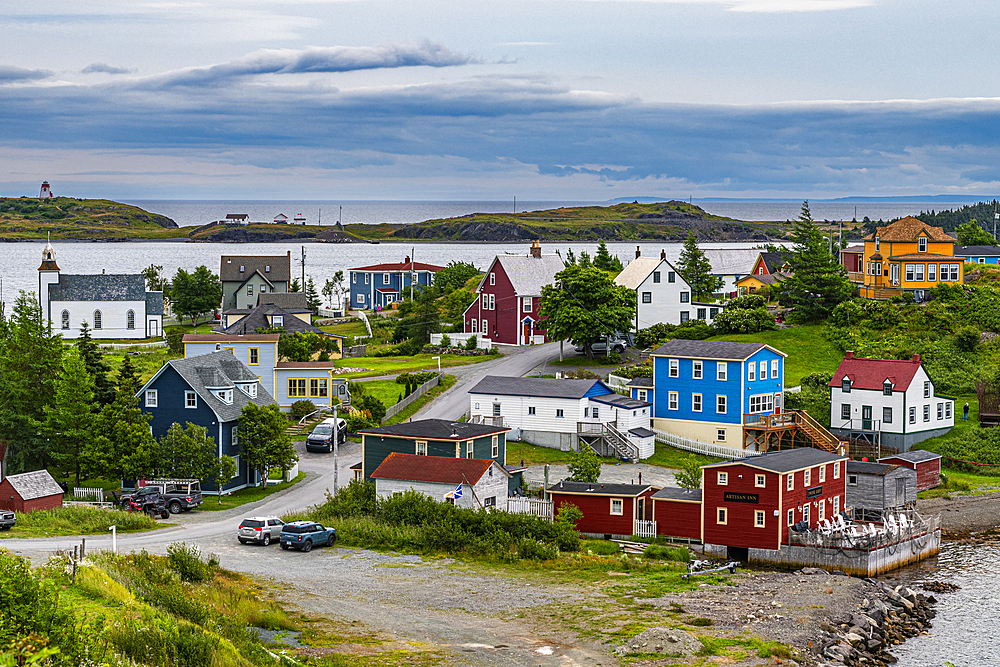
[82,62,135,75]
[0,66,52,83]
[139,42,478,89]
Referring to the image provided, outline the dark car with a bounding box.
[305,418,347,453]
[0,510,14,531]
[279,521,337,552]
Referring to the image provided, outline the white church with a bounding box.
[37,240,164,339]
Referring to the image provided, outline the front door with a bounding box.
[862,405,872,430]
[522,320,532,345]
[891,263,900,286]
[774,392,782,415]
[637,497,645,520]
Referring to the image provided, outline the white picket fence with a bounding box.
[73,487,104,502]
[507,497,554,521]
[606,373,630,391]
[429,332,493,350]
[634,519,657,539]
[98,340,167,351]
[653,428,761,460]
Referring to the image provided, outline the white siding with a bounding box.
[830,365,954,436]
[470,394,587,433]
[51,299,148,339]
[374,464,509,510]
[185,341,278,398]
[621,259,721,329]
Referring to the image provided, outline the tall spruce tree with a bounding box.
[0,291,64,473]
[116,355,138,390]
[676,233,722,301]
[780,201,852,322]
[37,349,95,487]
[85,371,158,481]
[593,240,624,275]
[305,277,322,315]
[76,321,115,406]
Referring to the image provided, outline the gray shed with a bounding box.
[846,461,917,521]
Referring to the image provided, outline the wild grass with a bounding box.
[383,374,457,425]
[710,324,842,387]
[2,506,159,539]
[340,353,491,378]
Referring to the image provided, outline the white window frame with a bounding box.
[523,297,532,312]
[272,315,283,327]
[668,392,678,410]
[818,500,825,521]
[924,381,931,398]
[489,293,495,310]
[669,359,679,377]
[364,273,369,284]
[489,272,495,286]
[937,402,944,420]
[804,469,811,486]
[717,362,727,381]
[819,465,826,483]
[755,510,765,528]
[759,360,767,379]
[833,496,840,515]
[918,236,927,252]
[946,402,952,419]
[610,498,623,515]
[717,429,726,442]
[928,263,936,281]
[693,360,703,379]
[482,293,489,309]
[802,505,810,524]
[749,394,774,413]
[185,390,197,409]
[692,393,702,412]
[717,472,728,485]
[145,389,158,407]
[748,363,756,381]
[716,395,727,414]
[923,405,931,422]
[481,319,487,334]
[416,441,427,456]
[755,474,765,488]
[771,359,779,379]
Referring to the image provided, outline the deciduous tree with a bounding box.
[209,456,238,502]
[171,266,222,326]
[676,233,721,301]
[238,403,297,487]
[86,376,158,481]
[567,447,601,483]
[674,456,703,489]
[157,422,216,480]
[538,264,636,359]
[434,261,481,293]
[957,220,997,247]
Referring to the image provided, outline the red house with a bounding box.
[0,469,64,513]
[547,481,655,538]
[651,487,702,541]
[701,448,848,558]
[749,251,791,277]
[463,241,564,346]
[878,450,941,491]
[841,245,864,273]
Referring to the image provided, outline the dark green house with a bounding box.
[357,419,512,484]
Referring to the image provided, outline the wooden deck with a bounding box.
[743,410,848,456]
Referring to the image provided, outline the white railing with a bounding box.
[73,487,104,503]
[634,519,657,539]
[355,310,374,337]
[284,463,299,483]
[606,373,630,391]
[428,332,493,350]
[507,497,554,521]
[653,428,760,460]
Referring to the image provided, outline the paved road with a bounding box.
[414,342,561,421]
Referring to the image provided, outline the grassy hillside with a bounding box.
[0,197,184,240]
[710,324,842,387]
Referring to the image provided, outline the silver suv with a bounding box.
[238,516,284,545]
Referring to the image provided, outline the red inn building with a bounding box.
[547,481,656,538]
[701,448,848,560]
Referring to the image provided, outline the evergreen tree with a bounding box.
[676,233,722,301]
[290,278,301,293]
[116,355,138,390]
[75,321,115,406]
[156,422,216,480]
[305,277,322,314]
[0,291,64,473]
[239,403,297,487]
[85,374,158,481]
[393,286,441,345]
[37,349,95,487]
[780,201,852,322]
[592,240,624,275]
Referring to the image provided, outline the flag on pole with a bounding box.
[445,483,463,500]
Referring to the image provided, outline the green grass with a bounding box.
[384,374,458,425]
[339,353,492,377]
[104,347,183,383]
[643,443,722,469]
[354,378,405,407]
[1,505,163,538]
[506,440,615,466]
[549,355,623,367]
[318,319,368,340]
[198,472,306,511]
[710,324,842,387]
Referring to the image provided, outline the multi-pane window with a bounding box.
[556,409,564,418]
[717,508,727,524]
[937,403,944,420]
[923,405,931,422]
[185,390,197,408]
[668,271,676,283]
[883,380,893,396]
[787,473,794,491]
[680,292,690,303]
[924,381,931,398]
[771,359,779,379]
[592,407,600,420]
[819,465,826,482]
[126,310,135,329]
[802,505,810,524]
[748,363,756,381]
[833,496,840,515]
[668,392,678,410]
[905,264,915,282]
[710,307,719,318]
[818,500,825,521]
[288,378,307,397]
[749,394,774,413]
[692,393,702,412]
[467,440,474,458]
[416,441,427,455]
[717,472,728,485]
[247,284,254,297]
[310,378,328,398]
[909,407,916,423]
[697,308,706,319]
[759,360,767,378]
[523,297,532,312]
[610,499,623,515]
[93,310,103,329]
[489,294,495,310]
[145,390,157,407]
[653,271,660,283]
[272,316,283,327]
[383,273,390,284]
[946,402,952,419]
[716,395,727,414]
[804,469,811,486]
[883,407,892,424]
[928,263,937,281]
[481,319,487,333]
[918,236,927,252]
[680,311,690,323]
[249,348,259,365]
[842,377,851,392]
[755,510,765,527]
[834,462,841,478]
[493,403,501,416]
[841,404,850,420]
[787,509,795,526]
[61,310,70,329]
[717,429,726,441]
[669,359,678,377]
[642,292,652,303]
[717,362,727,381]
[492,436,499,458]
[489,273,495,285]
[755,474,765,488]
[693,360,703,379]
[528,406,536,415]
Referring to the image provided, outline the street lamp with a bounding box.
[432,356,441,373]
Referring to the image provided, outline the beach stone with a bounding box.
[615,628,701,657]
[801,567,829,575]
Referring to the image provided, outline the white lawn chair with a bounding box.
[884,514,898,535]
[898,514,910,531]
[833,514,848,532]
[819,519,833,535]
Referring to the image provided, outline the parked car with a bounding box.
[238,516,285,545]
[0,510,14,531]
[575,334,630,355]
[306,418,348,453]
[120,479,203,514]
[279,521,337,552]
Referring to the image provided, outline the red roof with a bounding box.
[352,261,444,272]
[370,453,503,485]
[375,288,399,293]
[828,352,923,391]
[183,333,279,342]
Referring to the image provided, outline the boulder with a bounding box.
[615,628,701,657]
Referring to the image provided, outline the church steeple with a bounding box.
[39,233,60,271]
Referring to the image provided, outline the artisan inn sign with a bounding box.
[723,492,759,504]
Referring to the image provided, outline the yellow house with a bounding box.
[859,217,962,300]
[735,272,788,296]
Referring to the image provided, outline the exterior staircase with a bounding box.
[579,421,640,462]
[793,409,848,456]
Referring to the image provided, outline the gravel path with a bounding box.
[918,488,1000,536]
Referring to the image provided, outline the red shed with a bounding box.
[547,481,655,538]
[0,469,64,513]
[878,450,941,491]
[651,487,702,541]
[702,448,848,557]
[841,245,864,273]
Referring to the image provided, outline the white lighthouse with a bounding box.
[39,181,53,199]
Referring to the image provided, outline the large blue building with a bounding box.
[646,339,786,450]
[137,351,275,492]
[349,256,445,311]
[954,245,1000,265]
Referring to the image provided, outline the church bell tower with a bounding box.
[38,235,60,324]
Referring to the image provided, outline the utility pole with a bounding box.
[333,403,339,495]
[513,196,516,214]
[301,246,306,290]
[410,247,415,302]
[318,208,321,225]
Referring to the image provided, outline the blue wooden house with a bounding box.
[137,350,276,492]
[954,245,1000,265]
[349,256,444,311]
[649,339,786,449]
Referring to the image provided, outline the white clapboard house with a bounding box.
[468,376,655,460]
[614,249,722,329]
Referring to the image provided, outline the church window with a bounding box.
[93,310,103,329]
[126,310,135,329]
[61,310,69,329]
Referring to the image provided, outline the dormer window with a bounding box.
[918,236,927,253]
[875,236,880,251]
[883,380,893,396]
[272,315,283,327]
[238,383,257,398]
[215,389,234,404]
[842,377,851,393]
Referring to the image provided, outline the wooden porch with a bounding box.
[743,410,848,456]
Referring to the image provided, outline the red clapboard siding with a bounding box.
[551,489,655,536]
[0,479,62,513]
[653,499,702,541]
[879,456,941,492]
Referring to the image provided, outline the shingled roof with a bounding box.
[879,450,941,464]
[257,292,309,312]
[49,274,148,302]
[703,447,845,473]
[469,376,613,399]
[370,453,507,485]
[481,253,564,296]
[148,351,275,422]
[219,254,291,283]
[4,470,64,501]
[653,339,781,360]
[758,252,791,274]
[614,257,680,290]
[863,217,954,243]
[828,352,924,392]
[216,304,325,336]
[145,291,164,315]
[359,419,509,440]
[547,480,652,496]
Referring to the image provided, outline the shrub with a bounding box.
[440,333,451,347]
[165,326,186,354]
[567,447,601,482]
[712,303,776,334]
[345,409,375,432]
[166,542,214,583]
[396,371,437,385]
[612,363,652,379]
[642,544,690,562]
[726,294,767,310]
[634,323,675,349]
[290,400,316,420]
[554,502,584,527]
[0,551,64,645]
[672,320,714,340]
[955,326,981,353]
[353,394,386,423]
[465,335,478,351]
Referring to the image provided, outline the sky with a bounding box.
[2,0,1000,200]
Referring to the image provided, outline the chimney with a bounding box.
[287,250,291,260]
[660,249,666,260]
[845,351,854,359]
[635,245,641,259]
[529,240,541,258]
[405,255,410,264]
[913,353,920,363]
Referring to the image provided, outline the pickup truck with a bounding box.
[121,479,203,514]
[0,510,14,530]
